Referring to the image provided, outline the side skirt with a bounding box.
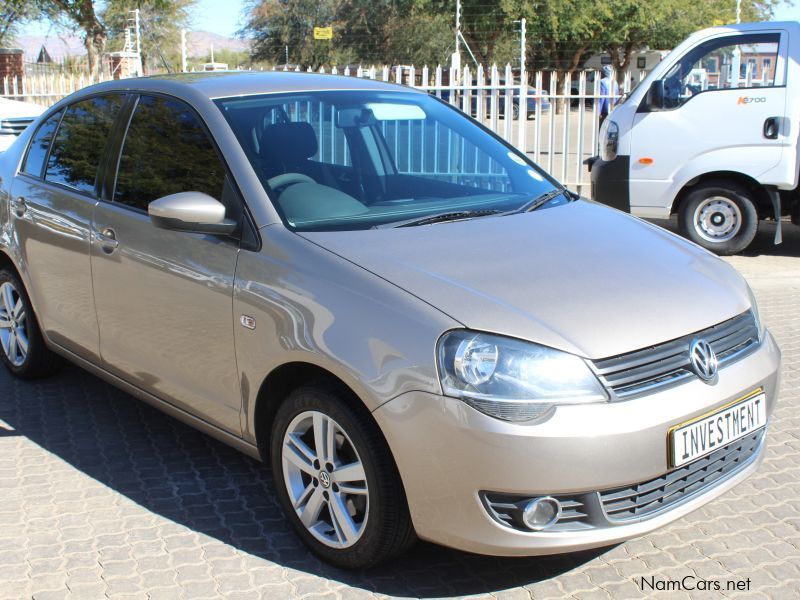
[47,342,262,461]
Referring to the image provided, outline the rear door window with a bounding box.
[22,110,62,178]
[44,95,125,195]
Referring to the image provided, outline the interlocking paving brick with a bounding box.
[3,224,800,598]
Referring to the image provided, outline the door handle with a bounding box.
[763,117,779,140]
[9,197,26,217]
[93,227,119,254]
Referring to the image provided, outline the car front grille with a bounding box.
[592,311,760,400]
[600,429,764,522]
[0,117,35,136]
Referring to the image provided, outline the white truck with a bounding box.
[590,21,800,255]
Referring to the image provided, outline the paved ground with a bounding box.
[2,220,800,600]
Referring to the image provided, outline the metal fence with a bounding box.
[1,63,646,194]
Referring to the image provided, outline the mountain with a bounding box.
[14,31,250,63]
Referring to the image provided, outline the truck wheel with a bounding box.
[678,180,758,255]
[0,268,61,379]
[271,383,415,569]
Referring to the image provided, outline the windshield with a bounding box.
[215,90,561,231]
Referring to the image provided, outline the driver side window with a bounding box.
[663,33,780,109]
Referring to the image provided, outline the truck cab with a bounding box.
[591,21,800,255]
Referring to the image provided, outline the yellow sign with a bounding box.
[314,27,333,40]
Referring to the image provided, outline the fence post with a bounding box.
[561,71,571,182]
[533,70,542,163]
[421,65,429,90]
[475,64,485,123]
[489,64,499,133]
[547,71,557,174]
[503,64,512,141]
[575,69,586,193]
[434,65,442,99]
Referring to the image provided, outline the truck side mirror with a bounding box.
[645,80,665,111]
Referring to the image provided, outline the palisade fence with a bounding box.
[1,64,646,194]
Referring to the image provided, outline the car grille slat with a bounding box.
[600,430,764,521]
[593,311,759,399]
[0,117,35,135]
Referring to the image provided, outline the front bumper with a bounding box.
[590,154,631,213]
[372,330,780,556]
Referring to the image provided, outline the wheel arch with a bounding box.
[252,361,376,462]
[670,171,771,217]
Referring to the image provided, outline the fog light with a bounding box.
[522,497,561,531]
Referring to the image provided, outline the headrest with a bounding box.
[261,122,318,163]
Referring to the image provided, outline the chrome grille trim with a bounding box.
[592,311,760,400]
[599,429,764,522]
[0,117,35,136]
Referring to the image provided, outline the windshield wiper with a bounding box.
[375,209,501,229]
[503,188,572,215]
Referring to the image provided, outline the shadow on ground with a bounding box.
[0,364,608,597]
[646,217,800,258]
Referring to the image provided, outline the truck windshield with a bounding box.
[215,90,561,231]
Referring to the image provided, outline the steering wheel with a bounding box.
[267,172,315,191]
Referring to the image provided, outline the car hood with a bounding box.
[300,201,751,359]
[0,97,45,118]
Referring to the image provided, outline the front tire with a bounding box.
[0,268,61,379]
[678,180,759,255]
[270,384,415,569]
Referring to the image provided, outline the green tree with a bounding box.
[242,0,339,67]
[102,0,194,74]
[600,0,782,79]
[39,0,108,75]
[0,0,43,46]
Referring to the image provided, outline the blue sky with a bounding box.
[22,0,799,39]
[24,0,249,38]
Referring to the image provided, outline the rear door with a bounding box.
[629,30,788,205]
[91,94,245,434]
[9,95,125,361]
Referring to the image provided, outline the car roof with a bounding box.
[73,71,418,102]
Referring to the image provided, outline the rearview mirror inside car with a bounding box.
[148,191,237,236]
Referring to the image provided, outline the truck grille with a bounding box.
[592,311,759,399]
[0,117,35,136]
[600,429,764,522]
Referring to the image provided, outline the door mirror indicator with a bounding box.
[148,192,237,235]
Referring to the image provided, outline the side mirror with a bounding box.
[645,80,665,111]
[148,191,237,235]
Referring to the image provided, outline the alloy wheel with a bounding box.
[0,282,28,367]
[281,410,369,548]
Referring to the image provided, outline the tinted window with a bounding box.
[23,110,62,178]
[45,95,124,194]
[114,95,226,211]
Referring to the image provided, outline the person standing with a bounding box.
[598,65,620,127]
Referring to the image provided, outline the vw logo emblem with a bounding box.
[689,339,718,384]
[319,471,331,488]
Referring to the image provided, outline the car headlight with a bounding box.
[600,119,618,161]
[437,331,608,422]
[746,284,764,341]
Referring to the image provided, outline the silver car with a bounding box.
[0,73,781,569]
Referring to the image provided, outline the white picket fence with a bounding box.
[1,64,645,194]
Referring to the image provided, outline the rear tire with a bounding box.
[0,268,61,379]
[270,383,415,569]
[678,180,758,255]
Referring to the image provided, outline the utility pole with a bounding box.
[181,29,187,73]
[452,0,462,78]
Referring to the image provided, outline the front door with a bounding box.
[629,30,788,212]
[91,94,243,434]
